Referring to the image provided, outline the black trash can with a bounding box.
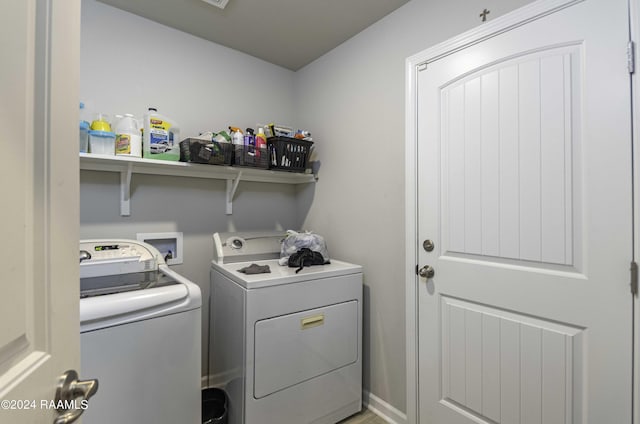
[202,388,228,424]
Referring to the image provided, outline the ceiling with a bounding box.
[97,0,410,71]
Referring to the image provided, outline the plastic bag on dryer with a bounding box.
[279,230,330,266]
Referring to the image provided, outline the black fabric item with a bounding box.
[237,264,271,274]
[288,248,329,273]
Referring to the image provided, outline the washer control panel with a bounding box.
[85,243,148,261]
[79,239,160,279]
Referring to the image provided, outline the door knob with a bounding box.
[418,265,435,279]
[53,370,98,424]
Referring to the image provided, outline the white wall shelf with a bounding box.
[79,153,316,216]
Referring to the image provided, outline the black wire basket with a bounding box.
[179,139,233,165]
[233,145,269,169]
[267,136,313,173]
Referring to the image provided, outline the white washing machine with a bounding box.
[209,232,363,424]
[79,239,202,424]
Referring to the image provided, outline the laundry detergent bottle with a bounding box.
[142,107,181,161]
[79,102,90,153]
[115,114,142,157]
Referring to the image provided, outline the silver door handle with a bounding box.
[418,265,435,279]
[79,250,91,263]
[54,370,98,424]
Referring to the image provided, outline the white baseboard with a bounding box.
[363,391,407,424]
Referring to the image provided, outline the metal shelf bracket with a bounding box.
[226,170,243,215]
[120,162,133,216]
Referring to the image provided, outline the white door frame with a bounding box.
[404,0,636,423]
[631,0,640,422]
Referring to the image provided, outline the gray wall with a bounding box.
[81,0,296,140]
[294,0,534,414]
[80,0,303,381]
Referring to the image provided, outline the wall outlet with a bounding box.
[136,232,183,266]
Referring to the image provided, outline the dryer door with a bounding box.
[254,300,358,398]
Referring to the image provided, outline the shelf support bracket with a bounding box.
[120,162,133,216]
[226,171,243,215]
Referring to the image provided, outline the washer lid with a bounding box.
[80,264,202,332]
[80,282,189,324]
[211,258,362,289]
[80,272,179,298]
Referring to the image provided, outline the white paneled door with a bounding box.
[0,1,84,423]
[413,0,633,423]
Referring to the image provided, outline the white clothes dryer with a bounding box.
[79,239,201,424]
[209,232,363,424]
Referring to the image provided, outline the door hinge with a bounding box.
[417,63,428,72]
[628,41,635,74]
[631,261,638,295]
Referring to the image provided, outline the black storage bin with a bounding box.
[179,139,233,165]
[234,145,269,169]
[202,388,228,424]
[268,136,313,173]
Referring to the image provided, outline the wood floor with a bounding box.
[338,408,388,424]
